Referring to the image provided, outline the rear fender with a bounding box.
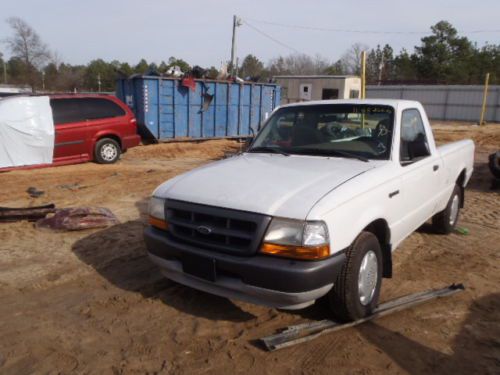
[89,132,123,157]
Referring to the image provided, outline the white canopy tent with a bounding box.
[0,96,55,169]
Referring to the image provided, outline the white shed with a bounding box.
[274,75,361,104]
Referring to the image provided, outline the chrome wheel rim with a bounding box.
[449,194,460,226]
[101,143,117,161]
[358,250,378,306]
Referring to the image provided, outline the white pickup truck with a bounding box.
[144,99,474,321]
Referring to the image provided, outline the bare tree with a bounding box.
[338,43,369,75]
[313,54,331,74]
[267,54,331,76]
[5,17,51,68]
[50,50,62,67]
[5,17,51,89]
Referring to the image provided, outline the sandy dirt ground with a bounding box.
[0,124,499,374]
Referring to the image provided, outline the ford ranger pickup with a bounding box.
[144,99,474,321]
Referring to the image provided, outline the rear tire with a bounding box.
[432,184,461,234]
[488,151,500,179]
[328,232,382,322]
[94,138,121,164]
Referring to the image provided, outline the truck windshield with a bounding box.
[249,104,395,160]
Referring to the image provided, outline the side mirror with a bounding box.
[243,136,254,151]
[242,126,256,151]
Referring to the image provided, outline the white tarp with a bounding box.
[0,96,55,169]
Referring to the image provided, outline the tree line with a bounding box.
[1,17,498,92]
[240,21,499,85]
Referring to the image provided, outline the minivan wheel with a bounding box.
[95,138,121,164]
[328,231,382,322]
[432,184,461,234]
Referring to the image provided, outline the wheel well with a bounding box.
[363,219,392,278]
[96,134,122,150]
[456,169,466,207]
[456,169,466,187]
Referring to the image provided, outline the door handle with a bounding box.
[433,165,439,171]
[389,190,399,198]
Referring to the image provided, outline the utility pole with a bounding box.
[41,71,45,91]
[230,15,242,77]
[479,72,490,126]
[361,51,366,99]
[97,73,101,92]
[360,50,367,129]
[377,56,384,86]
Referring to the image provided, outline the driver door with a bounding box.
[397,109,441,237]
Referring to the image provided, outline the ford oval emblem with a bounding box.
[196,225,212,235]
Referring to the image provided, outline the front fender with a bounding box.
[306,164,400,254]
[325,202,389,254]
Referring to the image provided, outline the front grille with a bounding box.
[165,199,272,255]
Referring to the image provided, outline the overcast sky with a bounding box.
[1,0,499,67]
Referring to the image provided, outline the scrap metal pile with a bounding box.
[0,204,118,230]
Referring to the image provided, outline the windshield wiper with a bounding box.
[248,146,290,156]
[291,148,369,162]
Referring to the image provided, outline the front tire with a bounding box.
[94,138,121,164]
[432,184,461,234]
[328,232,383,322]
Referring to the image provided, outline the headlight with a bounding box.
[263,218,304,245]
[261,218,330,260]
[303,222,329,246]
[148,196,168,230]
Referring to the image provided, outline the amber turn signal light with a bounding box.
[260,242,330,260]
[149,216,168,231]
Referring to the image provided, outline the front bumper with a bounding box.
[144,226,346,309]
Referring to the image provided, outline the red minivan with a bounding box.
[50,94,141,165]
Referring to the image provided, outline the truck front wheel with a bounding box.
[328,231,382,322]
[432,184,461,234]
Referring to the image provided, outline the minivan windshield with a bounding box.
[249,104,394,160]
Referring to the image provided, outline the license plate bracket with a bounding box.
[182,253,217,282]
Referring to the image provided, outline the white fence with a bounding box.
[367,85,500,123]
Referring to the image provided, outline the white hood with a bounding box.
[155,153,376,219]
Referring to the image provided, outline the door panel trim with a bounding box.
[54,140,85,147]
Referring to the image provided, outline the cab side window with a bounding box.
[400,109,430,165]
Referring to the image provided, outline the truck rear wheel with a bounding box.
[488,151,500,179]
[432,184,461,234]
[94,138,121,164]
[328,232,382,322]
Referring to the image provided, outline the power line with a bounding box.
[242,19,304,54]
[244,17,500,35]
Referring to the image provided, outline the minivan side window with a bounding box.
[50,98,126,125]
[400,109,431,165]
[51,99,85,124]
[83,98,125,120]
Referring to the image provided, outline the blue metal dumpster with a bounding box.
[116,76,281,141]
